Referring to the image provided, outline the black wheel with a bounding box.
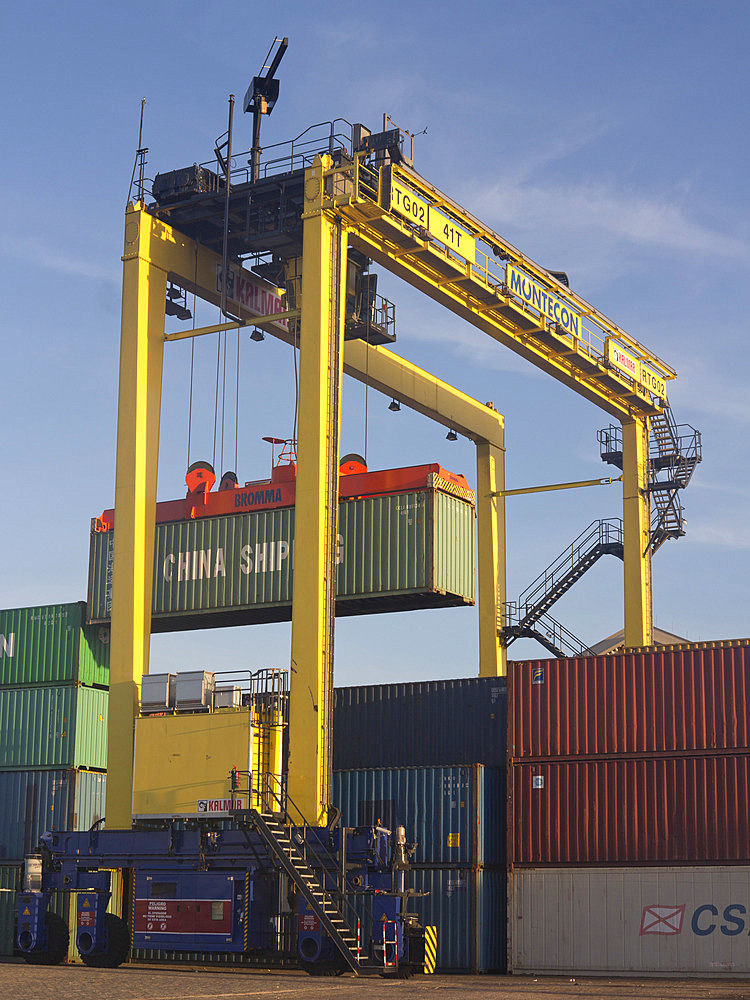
[23,912,69,966]
[81,913,130,968]
[301,960,340,976]
[379,964,414,979]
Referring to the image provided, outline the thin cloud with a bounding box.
[687,521,750,549]
[476,179,748,260]
[0,235,118,282]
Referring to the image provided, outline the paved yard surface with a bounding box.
[1,963,750,1000]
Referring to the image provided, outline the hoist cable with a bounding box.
[220,330,228,474]
[212,310,221,470]
[186,242,198,468]
[235,328,240,475]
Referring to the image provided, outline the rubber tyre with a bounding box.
[380,965,414,979]
[23,912,69,966]
[81,913,130,968]
[301,960,340,976]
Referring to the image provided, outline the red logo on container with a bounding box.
[640,904,686,935]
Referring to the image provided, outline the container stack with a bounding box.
[0,602,109,957]
[507,640,750,977]
[333,677,507,972]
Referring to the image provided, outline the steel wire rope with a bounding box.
[363,266,371,465]
[212,313,221,471]
[220,327,228,475]
[235,327,240,476]
[291,264,300,443]
[186,242,198,468]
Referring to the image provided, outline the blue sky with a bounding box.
[0,0,748,685]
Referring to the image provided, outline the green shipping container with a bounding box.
[0,686,108,771]
[87,489,475,631]
[0,602,109,688]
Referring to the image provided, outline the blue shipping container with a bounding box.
[412,868,506,972]
[0,769,106,862]
[333,676,507,770]
[333,765,505,868]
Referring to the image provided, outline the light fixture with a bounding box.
[388,398,400,411]
[164,282,192,321]
[250,328,265,342]
[446,428,458,441]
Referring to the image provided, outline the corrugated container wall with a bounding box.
[333,765,505,867]
[0,865,18,956]
[0,602,109,688]
[412,869,505,972]
[510,866,750,976]
[509,642,750,759]
[87,490,475,630]
[510,754,750,865]
[348,869,505,972]
[0,769,106,861]
[0,686,108,770]
[333,677,507,770]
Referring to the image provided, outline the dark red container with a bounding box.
[508,640,750,760]
[509,752,750,865]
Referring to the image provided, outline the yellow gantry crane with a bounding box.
[107,120,686,828]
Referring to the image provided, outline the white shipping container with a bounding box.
[509,867,750,977]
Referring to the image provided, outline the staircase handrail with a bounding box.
[517,518,624,614]
[257,772,375,945]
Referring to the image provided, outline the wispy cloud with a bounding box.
[688,521,750,549]
[0,235,119,282]
[475,179,749,260]
[399,311,543,378]
[672,355,750,424]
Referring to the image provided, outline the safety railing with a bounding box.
[253,773,374,962]
[337,158,674,398]
[513,518,624,626]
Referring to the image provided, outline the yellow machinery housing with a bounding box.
[132,703,284,818]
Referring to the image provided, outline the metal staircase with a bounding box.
[499,519,624,657]
[598,405,702,554]
[500,405,702,658]
[502,607,596,658]
[249,809,380,975]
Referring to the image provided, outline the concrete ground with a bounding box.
[1,963,750,1000]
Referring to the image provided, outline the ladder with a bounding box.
[503,608,595,659]
[499,518,624,656]
[598,405,702,554]
[249,809,381,975]
[501,405,702,658]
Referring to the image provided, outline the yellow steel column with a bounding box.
[622,417,653,648]
[105,204,166,828]
[288,157,346,825]
[476,437,507,677]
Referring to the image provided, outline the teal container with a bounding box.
[0,865,18,956]
[0,602,109,688]
[87,489,475,630]
[0,769,106,862]
[411,868,506,972]
[0,686,108,771]
[333,764,505,867]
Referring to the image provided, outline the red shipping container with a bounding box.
[508,641,750,760]
[509,753,750,865]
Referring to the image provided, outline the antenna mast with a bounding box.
[244,36,288,183]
